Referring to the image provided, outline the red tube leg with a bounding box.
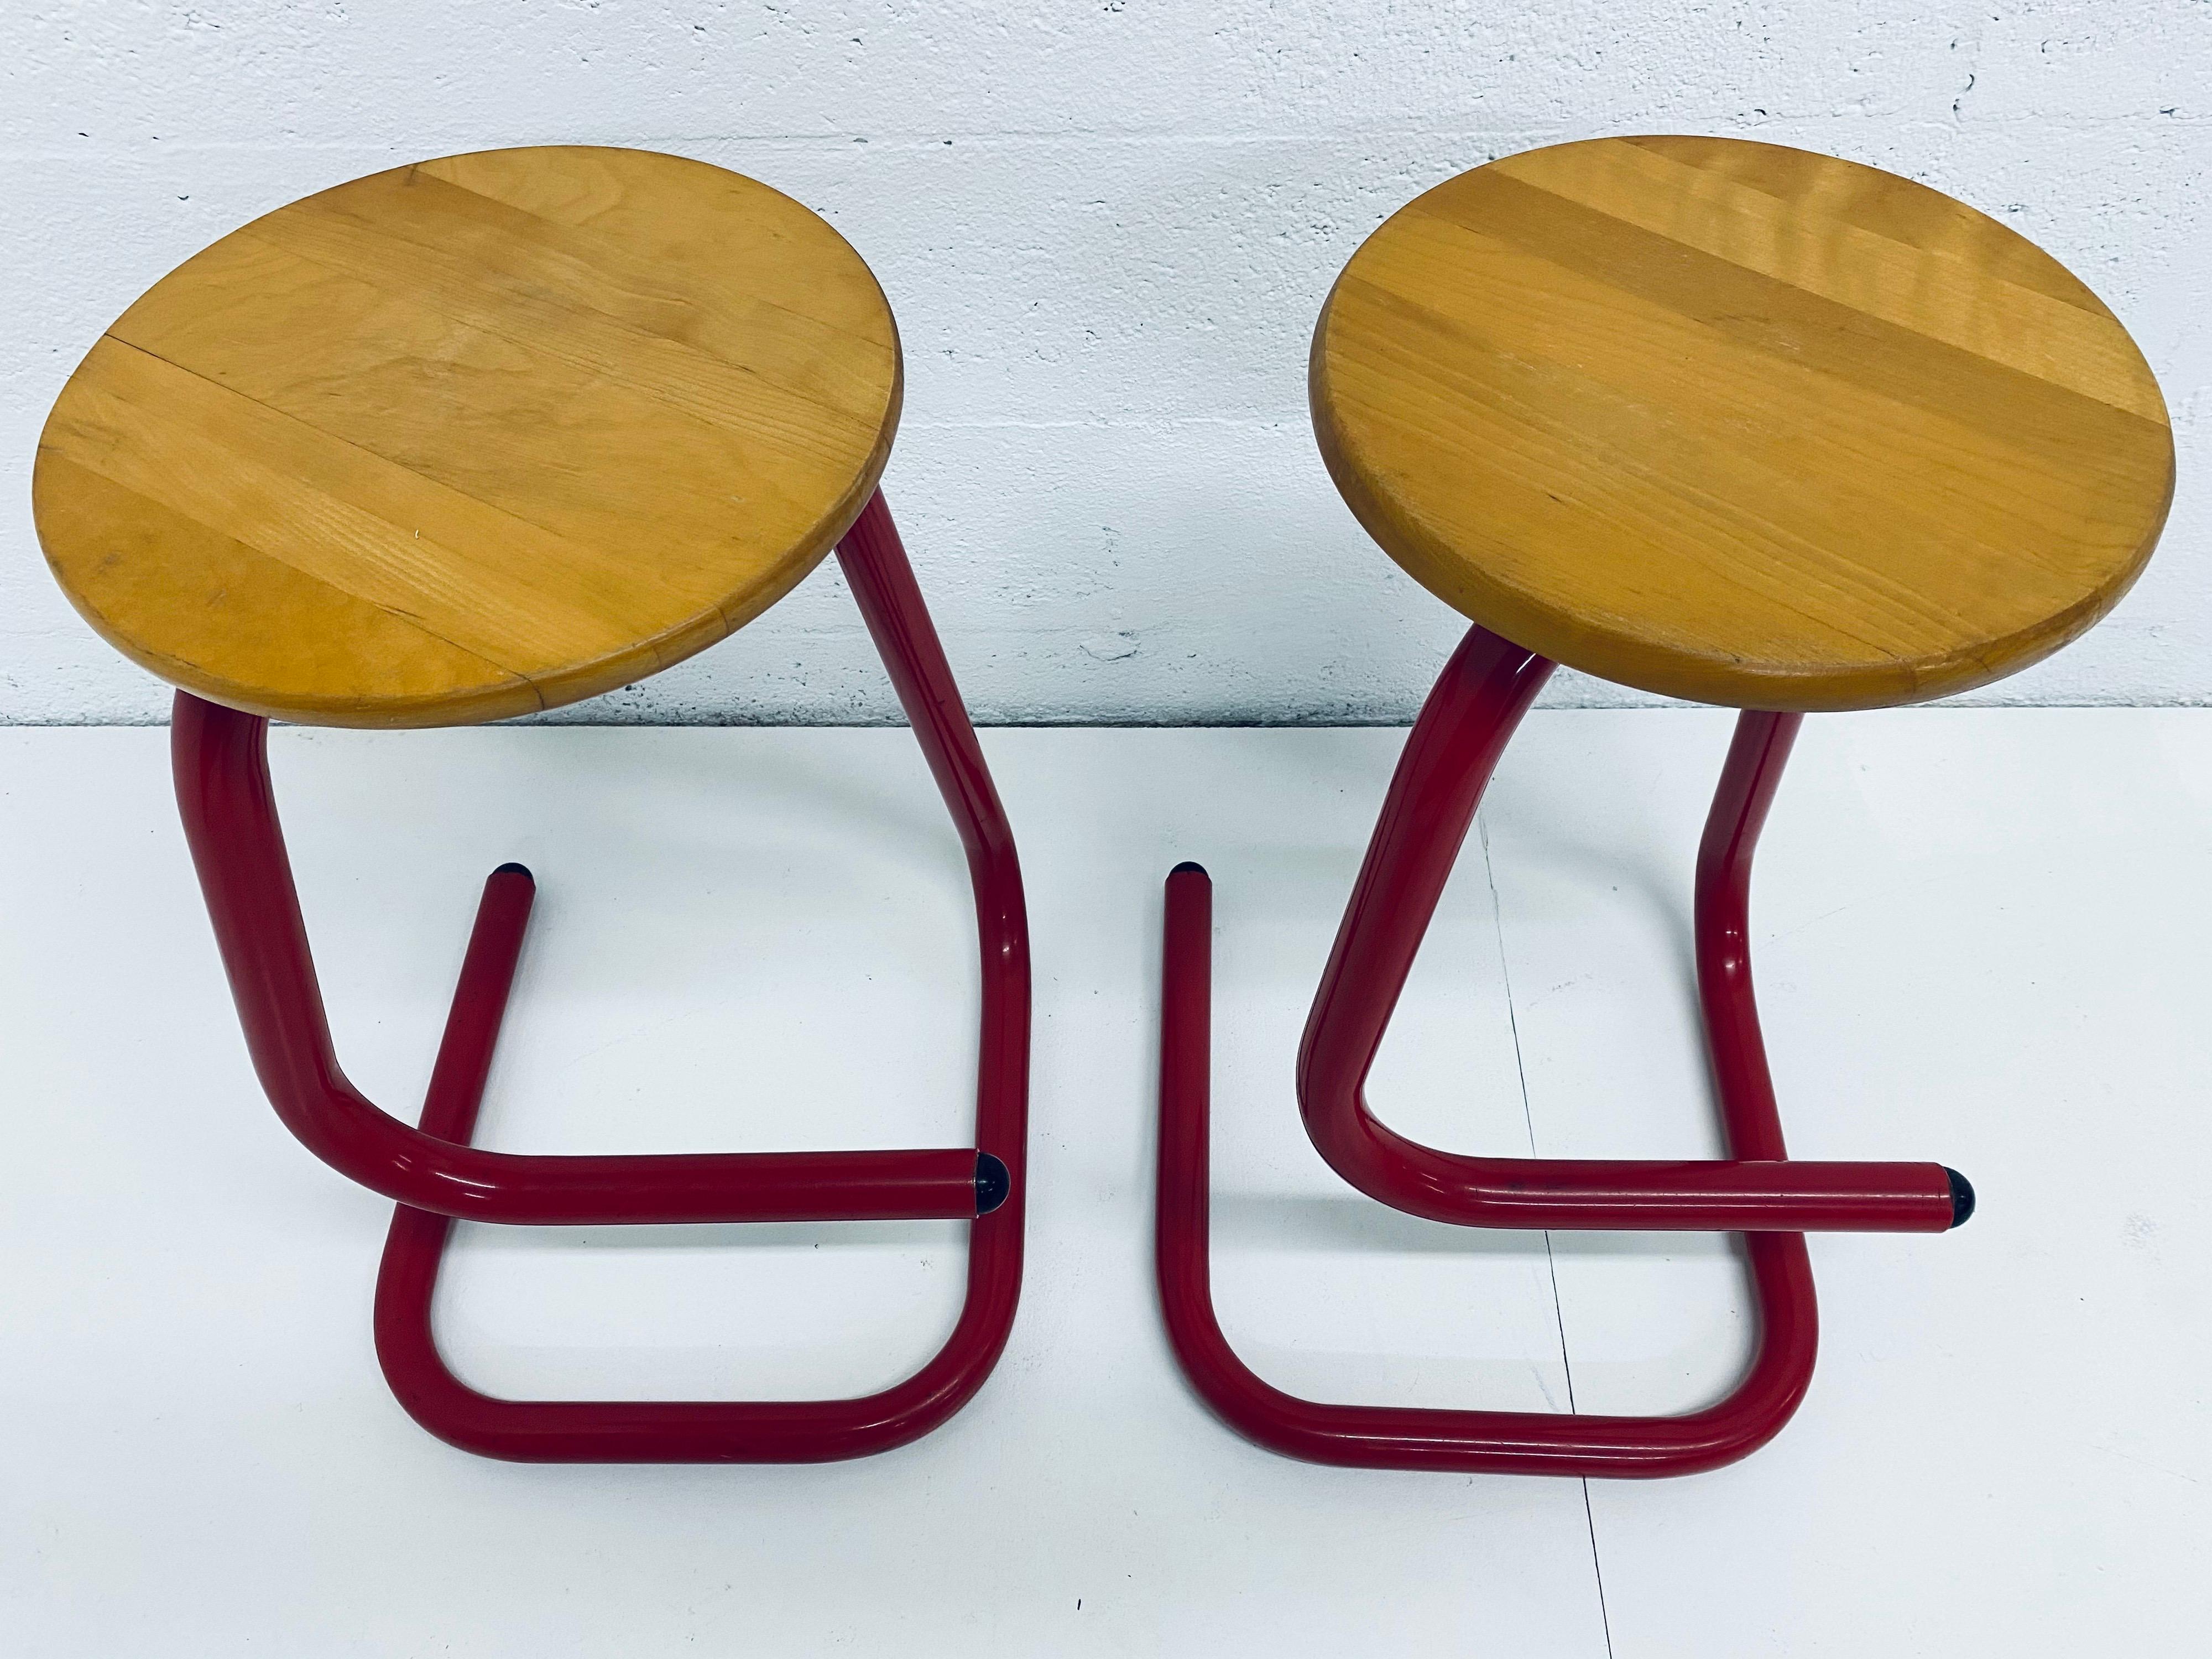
[172,692,996,1225]
[1294,625,1966,1233]
[1151,624,1976,1474]
[371,489,1031,1461]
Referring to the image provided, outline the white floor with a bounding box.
[2,712,2207,1656]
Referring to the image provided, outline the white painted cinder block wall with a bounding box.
[4,2,2206,723]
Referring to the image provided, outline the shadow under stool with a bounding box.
[1157,135,2175,1477]
[33,145,1029,1463]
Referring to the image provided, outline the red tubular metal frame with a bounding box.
[176,489,1030,1462]
[1156,622,1970,1477]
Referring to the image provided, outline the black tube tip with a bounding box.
[1945,1166,1975,1229]
[974,1152,1012,1215]
[1170,860,1207,877]
[492,861,534,881]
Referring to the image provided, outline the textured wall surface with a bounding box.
[4,2,2206,724]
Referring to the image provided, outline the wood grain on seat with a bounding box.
[35,145,902,727]
[1311,136,2173,710]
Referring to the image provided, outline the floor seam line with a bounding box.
[1478,811,1575,1404]
[1580,1479,1619,1659]
[1481,810,1614,1659]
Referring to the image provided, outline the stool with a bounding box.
[33,146,1030,1463]
[1157,136,2173,1476]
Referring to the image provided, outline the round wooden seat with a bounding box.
[34,145,901,727]
[1311,136,2174,711]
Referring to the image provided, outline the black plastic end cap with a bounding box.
[1170,860,1207,877]
[1945,1166,1976,1229]
[974,1152,1012,1215]
[492,861,534,881]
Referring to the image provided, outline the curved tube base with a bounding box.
[375,862,1021,1462]
[1158,863,1815,1478]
